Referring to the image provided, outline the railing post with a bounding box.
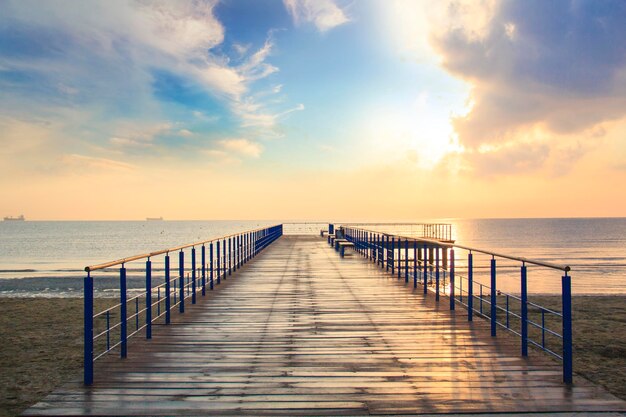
[179,250,185,313]
[222,238,226,280]
[423,244,428,294]
[435,246,440,301]
[385,236,389,271]
[449,248,455,310]
[210,242,214,290]
[391,237,395,275]
[84,272,94,385]
[201,245,206,296]
[468,252,473,321]
[562,273,573,384]
[228,237,232,276]
[393,237,402,279]
[405,239,409,283]
[490,257,496,336]
[191,247,196,305]
[413,241,417,289]
[165,254,171,324]
[146,259,152,339]
[521,264,528,356]
[120,265,127,358]
[216,240,221,285]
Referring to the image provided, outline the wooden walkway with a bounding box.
[26,235,626,415]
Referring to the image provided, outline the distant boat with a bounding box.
[4,214,25,221]
[146,217,164,221]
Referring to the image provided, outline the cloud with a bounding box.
[0,0,289,145]
[283,0,350,32]
[61,154,135,172]
[217,138,263,158]
[429,0,626,173]
[108,122,173,148]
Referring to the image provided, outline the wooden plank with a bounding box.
[24,235,626,416]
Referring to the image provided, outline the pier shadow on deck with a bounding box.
[25,235,626,415]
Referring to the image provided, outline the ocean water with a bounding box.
[0,218,625,296]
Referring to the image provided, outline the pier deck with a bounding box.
[26,235,625,415]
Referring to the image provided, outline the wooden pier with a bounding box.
[26,235,626,415]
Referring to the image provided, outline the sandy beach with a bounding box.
[1,295,625,416]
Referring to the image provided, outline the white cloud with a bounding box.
[177,129,194,137]
[218,138,263,158]
[1,1,289,137]
[283,0,350,32]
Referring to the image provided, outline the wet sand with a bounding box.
[0,295,624,416]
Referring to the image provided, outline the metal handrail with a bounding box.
[339,225,573,384]
[353,227,570,272]
[85,224,281,272]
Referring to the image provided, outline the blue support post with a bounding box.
[222,238,226,280]
[391,237,395,275]
[210,242,214,290]
[84,272,93,385]
[405,239,409,283]
[521,264,528,356]
[235,235,239,269]
[217,240,221,285]
[423,244,428,294]
[490,257,496,336]
[385,236,390,271]
[397,238,401,279]
[120,266,127,358]
[201,245,206,296]
[435,247,440,301]
[165,254,171,324]
[228,237,232,276]
[449,249,455,310]
[413,241,417,289]
[191,247,196,305]
[562,273,573,384]
[146,259,152,339]
[179,251,185,313]
[468,252,473,321]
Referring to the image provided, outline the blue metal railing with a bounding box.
[83,224,283,385]
[340,226,573,384]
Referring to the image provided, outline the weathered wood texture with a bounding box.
[25,235,626,415]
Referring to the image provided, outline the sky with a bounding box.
[1,0,625,220]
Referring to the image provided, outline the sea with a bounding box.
[0,218,625,297]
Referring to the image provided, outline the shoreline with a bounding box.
[1,295,625,416]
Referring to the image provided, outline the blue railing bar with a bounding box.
[353,227,569,272]
[85,224,282,272]
[527,319,563,339]
[527,302,563,317]
[94,320,122,338]
[528,339,564,360]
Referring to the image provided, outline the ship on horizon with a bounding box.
[4,214,25,221]
[146,217,164,221]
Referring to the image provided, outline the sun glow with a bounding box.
[360,93,462,169]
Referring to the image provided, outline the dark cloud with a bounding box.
[433,0,626,148]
